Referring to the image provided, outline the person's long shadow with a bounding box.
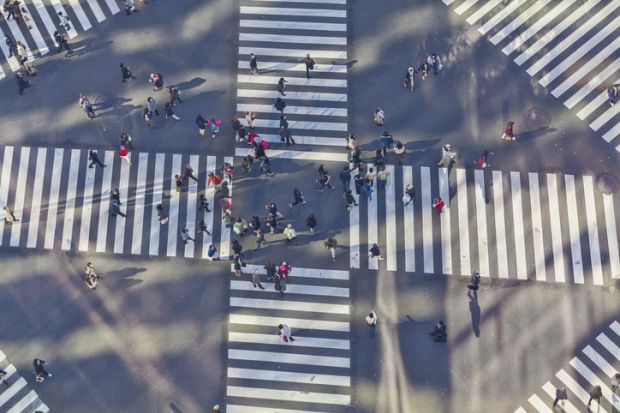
[468,289,481,338]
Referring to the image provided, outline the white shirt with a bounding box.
[280,324,292,338]
[366,311,377,326]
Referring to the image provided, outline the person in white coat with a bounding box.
[277,323,294,342]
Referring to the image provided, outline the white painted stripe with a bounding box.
[227,367,350,387]
[49,0,78,38]
[443,0,456,4]
[455,0,479,16]
[589,96,620,130]
[229,314,350,332]
[597,332,620,360]
[421,167,433,274]
[250,0,346,3]
[238,89,347,102]
[114,152,130,254]
[9,147,29,247]
[438,168,451,275]
[0,377,26,407]
[258,134,344,147]
[466,0,502,25]
[227,386,350,405]
[253,119,347,131]
[67,0,93,31]
[202,156,216,258]
[85,0,106,22]
[501,0,576,56]
[603,195,620,279]
[230,297,349,314]
[565,57,620,109]
[239,263,349,280]
[219,156,233,259]
[229,332,350,350]
[541,381,580,413]
[514,0,602,66]
[228,349,350,368]
[239,60,347,73]
[237,75,347,88]
[238,47,346,59]
[167,154,182,257]
[367,163,378,271]
[238,103,347,117]
[31,403,49,413]
[546,174,566,283]
[131,153,148,255]
[96,152,114,253]
[78,158,96,252]
[227,406,331,413]
[44,149,63,249]
[240,19,346,31]
[385,165,397,271]
[528,173,546,282]
[6,389,39,413]
[490,0,551,45]
[582,345,617,377]
[556,369,608,413]
[0,58,5,79]
[235,147,347,162]
[402,165,415,272]
[528,16,620,87]
[0,26,20,71]
[350,173,360,269]
[582,176,604,285]
[456,168,470,275]
[569,358,616,405]
[240,33,346,46]
[104,0,121,14]
[183,155,199,258]
[31,0,60,47]
[602,122,620,143]
[239,6,346,18]
[564,175,584,283]
[26,148,47,248]
[0,147,14,243]
[510,172,527,280]
[514,408,528,413]
[492,171,508,278]
[60,149,80,250]
[230,280,349,297]
[0,350,5,361]
[5,16,35,61]
[149,153,165,256]
[527,394,553,413]
[577,78,619,120]
[17,3,50,55]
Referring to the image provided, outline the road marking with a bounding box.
[596,333,620,360]
[569,358,615,405]
[541,381,580,413]
[239,6,346,18]
[510,172,527,280]
[237,75,347,88]
[253,119,347,131]
[602,121,620,143]
[114,152,129,254]
[0,377,26,407]
[350,173,360,269]
[455,0,479,15]
[564,175,584,283]
[238,89,347,102]
[229,313,350,332]
[227,406,331,413]
[6,389,39,413]
[230,297,349,314]
[5,15,35,61]
[228,367,350,387]
[49,0,79,38]
[85,0,106,22]
[227,386,350,405]
[229,332,350,350]
[230,280,349,297]
[17,2,50,55]
[582,176,603,285]
[44,149,63,249]
[577,77,620,119]
[257,134,344,147]
[402,165,415,272]
[228,349,350,368]
[490,0,550,45]
[385,165,397,271]
[61,149,80,250]
[528,173,546,282]
[588,98,620,131]
[238,102,347,116]
[103,0,120,14]
[167,154,182,257]
[492,171,508,278]
[96,151,114,253]
[367,164,378,270]
[183,155,199,258]
[602,195,620,279]
[240,19,346,31]
[582,345,616,377]
[131,153,148,255]
[9,147,29,247]
[546,174,566,283]
[31,0,61,46]
[565,57,620,109]
[78,154,96,251]
[250,0,347,3]
[239,263,349,280]
[26,148,47,248]
[456,168,470,275]
[235,147,347,162]
[238,60,347,74]
[466,0,502,25]
[0,147,13,244]
[240,33,347,45]
[219,156,233,259]
[0,27,20,72]
[556,369,606,412]
[202,156,216,258]
[238,46,347,59]
[527,394,553,413]
[421,167,433,274]
[149,153,165,256]
[67,0,93,31]
[439,168,451,275]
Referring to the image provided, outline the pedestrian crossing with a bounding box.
[0,145,232,259]
[0,351,49,413]
[0,0,123,80]
[516,320,620,413]
[226,264,351,412]
[235,0,348,148]
[442,0,620,152]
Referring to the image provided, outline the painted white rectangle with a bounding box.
[228,349,350,368]
[466,0,502,24]
[227,367,350,387]
[528,173,546,282]
[456,168,470,276]
[78,159,96,251]
[402,165,415,272]
[602,122,620,143]
[250,0,346,3]
[582,345,617,378]
[17,3,50,55]
[541,381,580,413]
[556,369,605,412]
[9,147,30,247]
[167,154,182,257]
[229,313,350,332]
[578,85,615,120]
[564,175,584,283]
[202,156,216,258]
[96,151,114,253]
[490,0,550,45]
[5,16,35,61]
[565,57,620,109]
[235,147,347,163]
[438,168,451,275]
[569,358,616,406]
[367,164,378,270]
[603,195,620,279]
[104,0,120,14]
[26,148,47,248]
[547,174,566,283]
[6,389,39,413]
[582,176,604,285]
[253,119,347,131]
[230,280,349,297]
[0,147,13,243]
[239,6,346,18]
[239,263,349,280]
[514,408,528,413]
[455,0,479,15]
[510,172,527,279]
[227,406,330,413]
[49,0,78,38]
[350,173,360,269]
[238,89,347,102]
[67,0,93,30]
[183,155,199,258]
[85,0,105,22]
[596,333,620,360]
[527,394,553,413]
[0,27,20,72]
[474,170,490,277]
[237,75,347,89]
[237,102,347,116]
[240,19,346,31]
[588,96,620,130]
[114,153,130,254]
[421,167,433,273]
[238,47,346,59]
[220,156,233,259]
[259,134,344,147]
[230,297,349,314]
[131,153,148,255]
[31,0,61,46]
[0,377,26,407]
[229,332,350,350]
[239,33,346,45]
[43,149,63,249]
[149,153,165,256]
[239,60,347,74]
[227,386,350,405]
[493,171,508,278]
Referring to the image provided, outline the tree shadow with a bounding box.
[517,127,557,142]
[169,402,184,413]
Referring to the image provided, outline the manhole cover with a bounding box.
[596,173,620,194]
[523,108,551,130]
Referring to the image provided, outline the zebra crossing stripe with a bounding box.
[227,386,350,405]
[541,381,580,413]
[474,170,489,277]
[238,263,349,280]
[385,165,397,271]
[230,280,349,297]
[0,377,26,406]
[587,91,620,128]
[227,406,331,413]
[0,27,21,72]
[202,156,216,258]
[229,313,350,332]
[602,195,620,279]
[235,148,346,162]
[167,154,182,257]
[68,0,93,31]
[577,77,620,119]
[103,0,121,14]
[238,60,347,73]
[30,0,59,47]
[239,33,347,46]
[454,0,479,15]
[368,163,378,270]
[184,154,199,258]
[239,7,347,18]
[421,167,433,274]
[86,0,106,22]
[78,157,96,251]
[44,149,63,249]
[456,168,470,276]
[228,349,350,368]
[227,367,350,387]
[489,0,550,45]
[97,151,114,253]
[252,119,347,131]
[569,358,615,405]
[402,166,415,272]
[556,369,607,413]
[510,172,527,280]
[114,151,129,253]
[564,175,584,283]
[249,0,346,4]
[547,174,566,283]
[10,147,29,247]
[582,345,616,377]
[49,0,79,38]
[238,47,347,59]
[565,57,620,110]
[131,153,148,255]
[229,332,350,350]
[528,173,546,282]
[466,0,502,25]
[5,15,34,61]
[603,123,620,143]
[61,150,80,250]
[237,103,347,117]
[237,75,347,88]
[514,407,528,413]
[18,2,50,56]
[238,89,347,102]
[6,389,38,413]
[26,148,47,248]
[582,177,603,285]
[258,134,344,146]
[527,394,552,412]
[596,333,620,359]
[492,171,508,278]
[350,174,360,269]
[220,156,233,259]
[240,19,346,31]
[439,168,451,275]
[230,297,349,314]
[149,153,165,256]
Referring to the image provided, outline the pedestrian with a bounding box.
[368,243,384,260]
[608,84,619,106]
[19,7,33,30]
[283,224,297,245]
[374,108,385,126]
[147,97,160,117]
[306,214,317,235]
[259,156,274,176]
[2,206,18,224]
[430,320,447,342]
[316,166,335,192]
[5,35,16,58]
[339,166,351,193]
[288,188,306,208]
[473,150,494,169]
[3,0,14,20]
[344,190,358,211]
[232,218,248,237]
[379,131,394,155]
[11,2,21,24]
[377,168,390,190]
[119,132,132,148]
[79,94,95,119]
[207,171,223,189]
[249,52,258,74]
[212,405,221,413]
[428,53,443,75]
[277,323,295,342]
[501,121,516,141]
[109,188,121,206]
[156,203,168,225]
[418,59,430,80]
[366,311,377,337]
[184,164,198,182]
[324,237,337,261]
[437,144,456,167]
[123,0,136,15]
[231,116,242,141]
[197,219,211,235]
[18,54,36,76]
[241,154,254,175]
[199,194,211,212]
[303,53,315,79]
[364,167,376,187]
[207,244,218,261]
[277,77,287,96]
[394,141,406,165]
[432,195,445,213]
[245,111,256,130]
[279,114,289,131]
[279,127,295,145]
[33,359,52,383]
[274,272,286,295]
[273,97,286,113]
[402,184,415,206]
[118,144,132,166]
[111,199,126,217]
[363,181,374,202]
[403,66,415,91]
[254,229,265,250]
[120,63,136,82]
[552,387,567,408]
[373,149,386,171]
[467,272,480,297]
[196,114,207,136]
[143,107,156,128]
[53,30,71,56]
[266,213,278,234]
[264,261,277,280]
[181,228,194,244]
[149,72,163,91]
[587,385,602,409]
[57,10,71,30]
[232,238,243,256]
[611,372,620,393]
[0,369,11,387]
[222,162,234,181]
[208,118,221,138]
[278,261,291,280]
[88,149,105,168]
[252,270,265,290]
[15,71,30,95]
[354,173,364,195]
[168,85,182,105]
[164,102,180,120]
[233,253,244,277]
[83,264,98,289]
[174,174,184,193]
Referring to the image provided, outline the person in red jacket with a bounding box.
[432,195,445,213]
[119,144,131,165]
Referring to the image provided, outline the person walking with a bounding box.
[111,188,121,205]
[3,206,18,224]
[207,244,218,261]
[33,359,52,383]
[252,270,265,290]
[149,72,163,90]
[306,214,317,235]
[111,199,126,217]
[164,102,180,120]
[363,181,374,202]
[368,243,384,260]
[402,184,415,206]
[587,385,602,409]
[156,204,168,225]
[428,52,443,75]
[118,144,132,166]
[379,131,394,156]
[143,107,156,128]
[254,228,266,250]
[611,372,620,393]
[208,118,221,139]
[207,171,223,189]
[123,0,137,15]
[168,86,182,105]
[274,272,286,296]
[147,97,160,117]
[339,166,351,193]
[394,141,406,165]
[467,271,480,299]
[344,190,358,211]
[273,97,286,113]
[120,63,136,82]
[432,195,445,213]
[15,71,30,95]
[184,164,198,182]
[197,219,211,236]
[364,167,376,187]
[4,35,17,58]
[374,108,385,126]
[366,311,377,337]
[608,84,620,106]
[324,237,337,261]
[88,149,105,168]
[277,323,295,342]
[430,320,447,342]
[53,30,72,56]
[437,144,457,167]
[119,132,132,148]
[283,224,297,245]
[79,94,95,119]
[0,369,11,387]
[174,174,184,193]
[404,66,415,91]
[266,213,278,234]
[377,168,390,190]
[277,77,287,96]
[501,121,516,141]
[233,253,244,277]
[418,59,430,80]
[249,52,258,74]
[303,53,315,79]
[473,149,494,169]
[245,111,256,130]
[552,387,567,408]
[196,114,207,136]
[181,228,194,244]
[288,188,306,208]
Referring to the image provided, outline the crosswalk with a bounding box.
[0,0,124,80]
[442,0,620,152]
[236,0,348,148]
[0,145,232,259]
[0,351,49,413]
[516,320,620,413]
[226,264,351,412]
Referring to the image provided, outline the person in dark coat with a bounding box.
[249,53,258,74]
[273,97,286,113]
[120,63,136,82]
[15,71,30,95]
[501,121,516,141]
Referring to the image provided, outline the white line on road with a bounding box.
[149,153,165,256]
[167,154,182,257]
[402,165,415,272]
[114,152,130,254]
[421,167,433,274]
[510,172,527,280]
[239,33,347,45]
[385,165,397,271]
[492,171,508,278]
[26,148,46,248]
[603,194,620,279]
[546,174,566,283]
[438,168,451,275]
[220,156,233,259]
[229,313,350,332]
[367,164,378,270]
[9,147,29,247]
[183,155,199,258]
[582,176,603,285]
[239,263,349,280]
[474,170,489,277]
[96,151,113,253]
[240,19,346,31]
[230,297,349,314]
[528,173,546,282]
[227,386,350,405]
[228,349,349,368]
[235,147,347,162]
[44,149,63,249]
[78,154,96,251]
[131,153,148,255]
[564,175,584,283]
[239,6,346,18]
[456,168,470,276]
[229,332,350,350]
[227,367,349,387]
[238,47,347,59]
[202,156,216,258]
[61,149,80,250]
